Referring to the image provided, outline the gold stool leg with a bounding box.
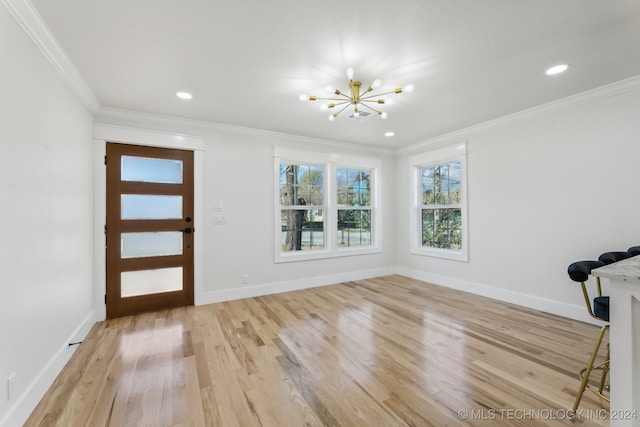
[597,343,610,395]
[572,324,609,414]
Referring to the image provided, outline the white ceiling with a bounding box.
[30,0,640,148]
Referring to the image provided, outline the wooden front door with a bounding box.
[106,143,194,318]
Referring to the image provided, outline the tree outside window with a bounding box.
[420,162,462,250]
[275,147,382,263]
[409,143,467,261]
[279,163,324,252]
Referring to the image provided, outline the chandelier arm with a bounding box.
[312,96,352,102]
[359,95,383,101]
[323,100,352,110]
[333,102,353,117]
[317,92,353,101]
[359,91,398,101]
[359,102,382,114]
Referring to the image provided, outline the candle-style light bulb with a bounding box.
[346,68,355,80]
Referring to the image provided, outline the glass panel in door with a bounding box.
[121,156,183,183]
[121,267,183,297]
[121,195,183,219]
[121,232,183,258]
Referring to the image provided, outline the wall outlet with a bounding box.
[7,373,16,402]
[212,201,224,211]
[242,274,249,285]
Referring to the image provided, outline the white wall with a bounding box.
[94,110,397,303]
[202,127,397,297]
[0,4,94,425]
[396,80,640,322]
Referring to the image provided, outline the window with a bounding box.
[279,162,325,252]
[421,162,462,249]
[275,147,381,262]
[410,143,468,261]
[337,168,371,248]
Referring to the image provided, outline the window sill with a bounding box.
[411,247,468,262]
[275,246,381,263]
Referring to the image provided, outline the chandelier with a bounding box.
[299,68,413,121]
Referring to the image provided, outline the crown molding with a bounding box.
[95,106,396,156]
[2,0,101,112]
[399,74,640,155]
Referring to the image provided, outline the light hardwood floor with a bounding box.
[26,275,610,426]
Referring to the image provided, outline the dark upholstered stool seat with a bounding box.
[568,260,605,283]
[593,296,609,322]
[599,251,632,265]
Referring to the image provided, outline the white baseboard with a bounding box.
[197,267,395,305]
[394,266,602,326]
[0,311,97,427]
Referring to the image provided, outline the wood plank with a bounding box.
[25,275,609,427]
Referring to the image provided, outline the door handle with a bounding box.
[180,227,193,234]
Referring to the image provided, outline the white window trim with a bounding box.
[409,142,468,262]
[274,146,382,263]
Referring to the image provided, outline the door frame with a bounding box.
[93,124,204,321]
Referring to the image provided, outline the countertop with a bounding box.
[591,255,640,282]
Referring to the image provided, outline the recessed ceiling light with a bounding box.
[176,91,193,100]
[545,64,569,76]
[384,131,395,137]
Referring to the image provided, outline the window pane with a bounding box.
[437,162,461,204]
[280,209,324,251]
[122,156,183,184]
[337,168,371,206]
[421,166,435,204]
[423,162,462,206]
[435,164,448,204]
[121,267,183,297]
[422,208,461,250]
[338,209,371,247]
[448,162,462,204]
[121,195,182,219]
[280,163,324,206]
[121,232,182,259]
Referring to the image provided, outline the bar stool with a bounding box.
[599,251,632,265]
[567,259,609,416]
[628,246,640,256]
